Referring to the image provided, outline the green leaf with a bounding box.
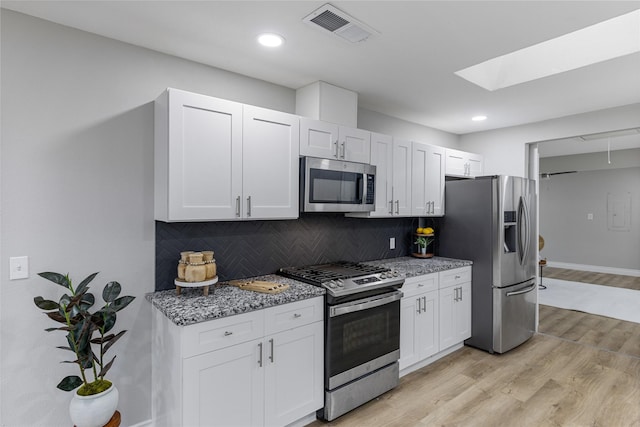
[102,330,126,354]
[76,272,99,295]
[111,295,135,312]
[98,355,116,378]
[34,296,59,311]
[38,272,71,290]
[56,345,75,352]
[79,293,95,311]
[97,311,116,334]
[90,333,115,345]
[46,311,67,324]
[56,375,83,392]
[102,281,121,303]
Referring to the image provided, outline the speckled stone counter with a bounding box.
[146,274,325,326]
[365,256,472,278]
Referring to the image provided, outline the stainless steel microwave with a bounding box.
[301,157,376,213]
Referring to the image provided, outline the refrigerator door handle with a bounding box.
[506,282,536,297]
[517,196,531,265]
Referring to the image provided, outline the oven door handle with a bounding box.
[329,291,403,318]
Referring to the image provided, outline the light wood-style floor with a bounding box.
[308,269,640,426]
[543,266,640,291]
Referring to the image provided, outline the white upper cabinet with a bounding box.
[155,88,299,222]
[350,133,411,218]
[300,117,370,163]
[242,105,300,220]
[392,138,412,216]
[411,142,445,216]
[445,148,483,178]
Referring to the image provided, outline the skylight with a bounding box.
[455,8,640,91]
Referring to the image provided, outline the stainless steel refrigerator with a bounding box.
[439,175,537,353]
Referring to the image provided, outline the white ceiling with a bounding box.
[3,1,640,153]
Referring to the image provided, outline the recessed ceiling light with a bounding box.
[472,115,487,122]
[257,33,284,48]
[455,8,640,91]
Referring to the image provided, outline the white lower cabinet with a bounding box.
[399,273,439,370]
[439,267,472,350]
[153,297,324,427]
[399,267,472,375]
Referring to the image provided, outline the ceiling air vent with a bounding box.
[303,4,378,43]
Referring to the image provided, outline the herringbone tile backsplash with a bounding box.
[156,214,439,291]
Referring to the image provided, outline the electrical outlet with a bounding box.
[389,237,396,250]
[9,256,29,280]
[587,213,594,220]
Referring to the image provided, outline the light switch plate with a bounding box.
[389,237,396,250]
[9,256,29,280]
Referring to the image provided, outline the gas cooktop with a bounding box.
[278,261,403,298]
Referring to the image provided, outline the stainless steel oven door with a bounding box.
[326,291,402,390]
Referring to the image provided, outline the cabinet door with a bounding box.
[160,89,243,221]
[455,282,472,342]
[467,153,483,177]
[339,126,370,163]
[418,290,439,360]
[399,295,420,370]
[264,322,324,427]
[425,144,445,216]
[183,340,264,427]
[438,286,457,350]
[369,133,393,217]
[392,138,412,216]
[412,141,444,216]
[445,148,467,177]
[300,118,339,159]
[243,105,300,220]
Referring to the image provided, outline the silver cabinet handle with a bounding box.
[389,200,394,215]
[416,298,421,314]
[293,313,302,318]
[224,331,233,336]
[395,200,400,214]
[334,140,339,158]
[340,141,346,159]
[236,196,241,217]
[422,296,426,313]
[247,196,251,217]
[455,275,461,279]
[258,342,263,367]
[269,338,274,363]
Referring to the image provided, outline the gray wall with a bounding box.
[539,150,640,270]
[0,10,298,427]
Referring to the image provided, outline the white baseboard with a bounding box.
[546,261,640,277]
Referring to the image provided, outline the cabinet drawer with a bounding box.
[182,311,264,358]
[439,267,472,289]
[402,273,439,298]
[265,297,324,336]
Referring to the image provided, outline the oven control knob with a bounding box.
[336,279,344,287]
[326,281,336,289]
[381,272,388,279]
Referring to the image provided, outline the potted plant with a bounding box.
[414,235,434,256]
[33,271,135,427]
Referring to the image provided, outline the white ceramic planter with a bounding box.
[69,384,118,427]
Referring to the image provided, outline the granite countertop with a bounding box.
[148,256,471,326]
[146,274,325,326]
[364,256,472,278]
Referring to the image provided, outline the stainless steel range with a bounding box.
[279,261,404,421]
